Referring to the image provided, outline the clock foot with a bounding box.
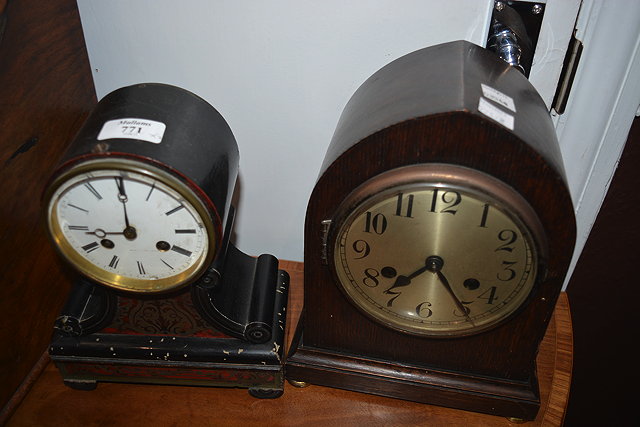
[248,388,284,399]
[63,379,97,391]
[287,379,309,388]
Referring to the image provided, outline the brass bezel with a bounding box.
[329,163,548,337]
[45,158,218,293]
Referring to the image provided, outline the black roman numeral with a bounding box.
[174,229,196,234]
[68,203,88,213]
[108,255,120,269]
[165,204,185,216]
[82,242,99,253]
[84,183,102,200]
[171,245,192,257]
[145,181,156,201]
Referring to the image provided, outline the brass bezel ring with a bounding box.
[44,158,218,293]
[329,163,548,337]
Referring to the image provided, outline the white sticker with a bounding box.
[97,118,166,144]
[481,84,516,112]
[478,97,514,130]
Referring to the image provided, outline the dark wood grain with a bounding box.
[0,0,96,416]
[6,261,572,426]
[289,41,576,420]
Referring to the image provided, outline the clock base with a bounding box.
[286,343,540,420]
[49,265,289,397]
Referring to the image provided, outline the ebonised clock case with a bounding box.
[45,83,290,397]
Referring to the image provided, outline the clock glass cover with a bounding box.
[332,165,544,337]
[46,159,216,293]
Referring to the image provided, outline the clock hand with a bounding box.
[115,177,137,240]
[384,264,429,295]
[435,271,474,325]
[85,228,125,238]
[425,256,475,325]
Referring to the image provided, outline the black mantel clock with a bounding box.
[286,40,576,419]
[43,83,289,398]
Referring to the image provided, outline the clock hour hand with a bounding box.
[384,264,429,295]
[85,228,125,238]
[384,274,411,295]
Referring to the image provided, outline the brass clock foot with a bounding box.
[287,379,309,388]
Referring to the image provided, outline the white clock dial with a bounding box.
[46,162,216,292]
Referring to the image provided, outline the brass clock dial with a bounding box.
[46,159,217,293]
[331,164,545,336]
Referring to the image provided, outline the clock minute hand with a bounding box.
[115,176,127,199]
[433,269,475,326]
[115,177,137,240]
[424,255,474,325]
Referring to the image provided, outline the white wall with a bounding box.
[76,0,640,287]
[76,0,493,261]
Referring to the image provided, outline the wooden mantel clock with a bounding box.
[286,40,576,419]
[43,83,289,398]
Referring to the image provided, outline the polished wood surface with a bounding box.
[0,0,96,415]
[7,261,572,426]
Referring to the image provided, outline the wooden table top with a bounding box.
[6,260,572,426]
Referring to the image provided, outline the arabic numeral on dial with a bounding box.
[495,229,518,252]
[416,301,433,318]
[497,261,517,281]
[386,293,401,307]
[362,268,380,288]
[429,189,461,215]
[364,212,387,234]
[454,303,472,318]
[352,239,371,259]
[479,203,490,228]
[395,193,414,218]
[478,286,499,304]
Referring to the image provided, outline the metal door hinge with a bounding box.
[552,31,584,114]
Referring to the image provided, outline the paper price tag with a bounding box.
[478,97,514,130]
[481,84,516,112]
[97,118,166,144]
